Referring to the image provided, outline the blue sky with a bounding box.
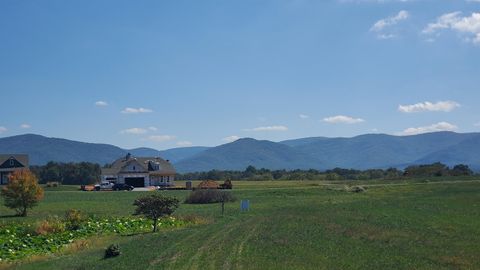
[0,0,479,149]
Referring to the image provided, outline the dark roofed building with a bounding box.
[101,154,176,187]
[0,154,29,185]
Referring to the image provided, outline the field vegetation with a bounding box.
[1,178,479,269]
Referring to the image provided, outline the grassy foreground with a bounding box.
[1,180,480,269]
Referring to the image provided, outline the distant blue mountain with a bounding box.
[175,138,318,172]
[1,132,479,172]
[176,132,480,172]
[0,134,208,166]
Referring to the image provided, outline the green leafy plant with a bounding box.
[133,194,179,232]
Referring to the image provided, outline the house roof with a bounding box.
[0,154,29,167]
[101,155,176,175]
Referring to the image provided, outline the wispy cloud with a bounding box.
[148,126,158,131]
[121,128,148,135]
[177,141,193,147]
[323,115,365,124]
[370,10,410,39]
[95,101,108,107]
[121,107,153,114]
[423,12,480,44]
[20,124,31,129]
[146,135,176,142]
[400,122,458,135]
[371,10,409,32]
[246,126,289,132]
[398,101,460,113]
[223,135,241,143]
[299,114,309,119]
[0,126,7,134]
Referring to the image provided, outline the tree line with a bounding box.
[28,161,475,184]
[177,163,475,181]
[30,161,101,185]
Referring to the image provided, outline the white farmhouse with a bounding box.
[101,154,176,187]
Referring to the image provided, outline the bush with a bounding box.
[219,180,233,189]
[46,182,60,188]
[65,209,87,230]
[346,186,366,193]
[35,216,66,235]
[104,244,121,258]
[133,194,180,232]
[1,169,44,217]
[184,189,236,204]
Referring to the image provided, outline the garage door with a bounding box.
[125,177,145,187]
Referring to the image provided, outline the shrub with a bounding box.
[133,194,179,232]
[184,189,236,204]
[345,186,366,193]
[65,209,87,230]
[35,215,66,235]
[1,170,44,216]
[46,181,60,188]
[219,180,233,189]
[104,244,121,258]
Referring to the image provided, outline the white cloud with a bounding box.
[423,12,480,44]
[0,126,7,134]
[95,101,108,107]
[323,115,365,124]
[20,124,31,129]
[147,135,176,142]
[474,122,480,127]
[371,10,410,32]
[223,135,241,143]
[400,122,458,135]
[398,101,460,113]
[246,125,289,132]
[299,114,310,119]
[177,141,193,147]
[121,128,148,135]
[148,126,158,131]
[121,107,153,114]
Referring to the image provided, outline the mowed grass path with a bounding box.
[2,180,480,269]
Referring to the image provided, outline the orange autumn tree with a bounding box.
[1,169,44,217]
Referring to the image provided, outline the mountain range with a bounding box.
[1,132,479,172]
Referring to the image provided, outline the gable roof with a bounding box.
[0,154,29,168]
[102,155,176,175]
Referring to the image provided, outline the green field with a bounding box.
[1,179,480,269]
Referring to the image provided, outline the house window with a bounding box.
[133,166,136,171]
[9,159,14,166]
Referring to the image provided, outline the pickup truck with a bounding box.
[94,182,115,191]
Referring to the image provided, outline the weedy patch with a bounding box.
[0,216,187,261]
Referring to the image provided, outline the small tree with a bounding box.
[1,169,44,217]
[133,194,179,232]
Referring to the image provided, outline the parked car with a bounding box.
[112,183,134,191]
[94,181,115,191]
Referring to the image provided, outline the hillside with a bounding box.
[0,134,207,166]
[175,138,320,172]
[1,132,480,172]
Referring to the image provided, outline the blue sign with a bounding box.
[240,200,250,211]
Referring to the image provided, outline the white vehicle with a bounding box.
[94,181,115,191]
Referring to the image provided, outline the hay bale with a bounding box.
[197,180,220,189]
